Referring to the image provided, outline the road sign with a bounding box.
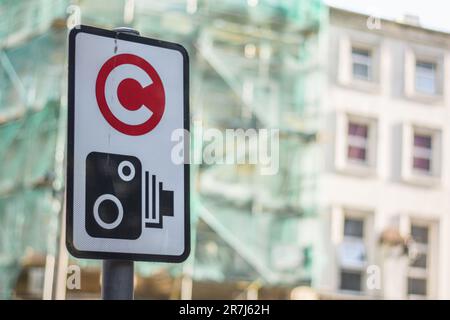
[66,25,190,262]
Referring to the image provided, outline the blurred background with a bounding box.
[1,0,450,300]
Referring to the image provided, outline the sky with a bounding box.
[326,0,450,33]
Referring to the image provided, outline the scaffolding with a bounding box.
[0,0,328,298]
[0,0,68,298]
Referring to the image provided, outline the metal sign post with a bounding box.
[102,260,134,300]
[66,24,190,300]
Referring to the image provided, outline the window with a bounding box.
[402,125,441,184]
[347,122,369,163]
[352,48,372,81]
[404,49,443,100]
[336,114,377,173]
[338,37,380,88]
[411,225,429,244]
[408,223,430,298]
[344,217,364,238]
[415,61,436,95]
[27,267,45,296]
[339,214,367,293]
[408,278,427,297]
[412,132,432,174]
[340,270,362,292]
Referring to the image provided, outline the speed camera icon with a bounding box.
[85,152,142,239]
[85,152,174,240]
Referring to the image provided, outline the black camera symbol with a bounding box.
[85,152,142,239]
[85,152,174,240]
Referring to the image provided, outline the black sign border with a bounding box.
[66,25,190,263]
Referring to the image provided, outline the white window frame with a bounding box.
[335,113,378,176]
[404,47,444,102]
[332,207,375,296]
[412,131,433,175]
[415,60,437,95]
[337,35,381,92]
[401,124,442,186]
[406,218,438,299]
[351,47,373,81]
[347,121,370,165]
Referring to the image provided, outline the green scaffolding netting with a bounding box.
[0,103,61,298]
[0,0,328,298]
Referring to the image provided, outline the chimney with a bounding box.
[399,14,421,27]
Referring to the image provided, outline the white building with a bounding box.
[318,7,450,299]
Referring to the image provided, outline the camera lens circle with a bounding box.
[93,194,124,230]
[118,160,135,181]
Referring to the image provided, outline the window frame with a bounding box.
[401,124,442,186]
[351,47,373,82]
[412,131,433,175]
[337,36,381,92]
[338,209,374,295]
[406,220,436,299]
[411,127,441,179]
[415,60,437,95]
[347,121,370,165]
[336,113,378,176]
[404,47,444,102]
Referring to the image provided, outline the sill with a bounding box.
[337,162,377,178]
[339,289,364,296]
[340,78,381,94]
[405,91,444,105]
[408,294,428,300]
[401,172,441,188]
[339,263,367,271]
[334,290,377,300]
[319,290,376,300]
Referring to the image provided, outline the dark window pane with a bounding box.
[411,225,429,244]
[352,48,371,81]
[340,270,362,292]
[352,48,370,57]
[348,123,368,137]
[408,278,427,296]
[344,217,364,238]
[416,61,435,70]
[410,252,427,269]
[414,134,432,148]
[348,146,366,161]
[353,64,369,79]
[415,61,436,94]
[413,157,431,172]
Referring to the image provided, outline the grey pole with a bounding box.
[101,26,140,301]
[102,260,134,300]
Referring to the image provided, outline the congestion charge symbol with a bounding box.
[95,53,165,136]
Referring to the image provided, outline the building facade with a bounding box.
[320,7,450,299]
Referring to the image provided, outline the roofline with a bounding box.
[328,5,450,37]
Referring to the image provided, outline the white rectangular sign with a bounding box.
[66,25,189,262]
